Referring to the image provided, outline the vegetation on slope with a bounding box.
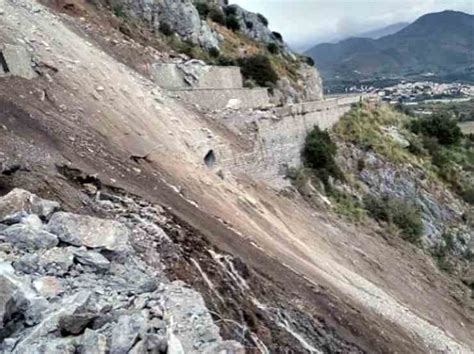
[292,102,473,276]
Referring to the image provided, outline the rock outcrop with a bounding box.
[108,0,219,49]
[0,189,242,353]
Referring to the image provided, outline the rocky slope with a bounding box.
[0,0,473,353]
[0,188,242,353]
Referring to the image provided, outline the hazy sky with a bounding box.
[232,0,474,51]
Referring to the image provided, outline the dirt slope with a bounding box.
[0,0,473,352]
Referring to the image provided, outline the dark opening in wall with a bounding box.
[0,52,9,74]
[204,150,216,168]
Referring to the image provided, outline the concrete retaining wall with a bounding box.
[174,88,270,111]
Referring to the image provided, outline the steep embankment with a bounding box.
[0,0,473,352]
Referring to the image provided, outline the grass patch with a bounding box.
[334,103,414,164]
[363,194,424,243]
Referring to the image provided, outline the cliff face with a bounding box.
[90,0,323,104]
[0,0,473,352]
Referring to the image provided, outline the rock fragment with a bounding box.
[2,224,59,250]
[72,247,110,271]
[0,188,59,221]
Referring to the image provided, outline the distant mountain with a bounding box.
[358,22,409,39]
[305,11,474,87]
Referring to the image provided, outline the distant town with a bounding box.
[344,81,474,105]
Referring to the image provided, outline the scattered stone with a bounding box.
[72,247,110,271]
[2,224,59,250]
[33,276,63,298]
[47,212,129,251]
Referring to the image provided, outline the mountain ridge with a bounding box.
[305,10,474,87]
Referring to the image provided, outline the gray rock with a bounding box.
[33,276,63,298]
[34,337,78,354]
[80,328,108,354]
[47,212,129,251]
[1,44,37,80]
[110,313,147,354]
[2,224,59,250]
[12,291,92,353]
[0,188,59,221]
[72,247,111,271]
[20,214,44,230]
[58,312,97,335]
[13,253,40,274]
[225,4,283,47]
[0,273,28,338]
[108,0,219,49]
[39,247,74,276]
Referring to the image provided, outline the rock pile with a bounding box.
[0,189,243,353]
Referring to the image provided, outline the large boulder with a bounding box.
[47,212,129,252]
[0,188,59,221]
[2,224,59,250]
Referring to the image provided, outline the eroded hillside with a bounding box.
[0,0,473,353]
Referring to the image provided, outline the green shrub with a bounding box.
[225,16,240,31]
[195,2,210,19]
[209,7,226,25]
[461,187,474,204]
[272,31,283,42]
[217,56,237,66]
[224,6,237,16]
[113,5,126,18]
[267,43,279,54]
[304,56,315,67]
[257,13,268,26]
[159,22,173,36]
[208,47,220,58]
[237,55,278,87]
[364,194,424,243]
[302,126,344,187]
[331,190,366,222]
[410,112,462,145]
[245,21,254,30]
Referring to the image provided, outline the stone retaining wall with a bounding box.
[216,95,369,187]
[173,88,270,111]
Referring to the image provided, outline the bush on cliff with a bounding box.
[209,7,226,25]
[364,194,424,243]
[303,126,344,187]
[410,112,462,146]
[225,16,241,31]
[237,55,278,87]
[195,2,210,19]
